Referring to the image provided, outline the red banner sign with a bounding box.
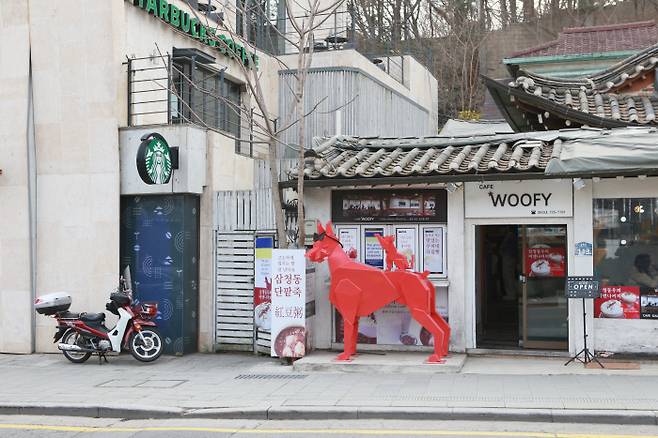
[595,286,640,319]
[526,246,566,277]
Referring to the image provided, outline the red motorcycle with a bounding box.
[35,273,163,364]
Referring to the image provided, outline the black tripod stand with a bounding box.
[565,298,603,368]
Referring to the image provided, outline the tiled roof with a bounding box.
[286,128,658,184]
[295,133,563,181]
[509,20,658,59]
[485,43,658,131]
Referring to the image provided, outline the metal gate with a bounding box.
[215,231,255,351]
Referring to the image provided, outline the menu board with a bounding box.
[526,246,566,277]
[338,227,359,259]
[395,228,417,269]
[422,227,444,274]
[594,286,640,319]
[332,190,447,223]
[271,249,306,358]
[364,228,384,269]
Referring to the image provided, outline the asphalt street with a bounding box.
[1,416,658,438]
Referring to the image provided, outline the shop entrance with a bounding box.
[476,225,568,350]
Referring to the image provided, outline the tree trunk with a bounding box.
[269,139,287,249]
[523,0,534,21]
[509,0,517,23]
[500,0,508,27]
[296,34,309,249]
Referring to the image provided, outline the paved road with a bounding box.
[2,416,658,438]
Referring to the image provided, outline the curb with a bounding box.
[1,404,657,424]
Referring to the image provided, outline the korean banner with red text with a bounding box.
[271,249,306,358]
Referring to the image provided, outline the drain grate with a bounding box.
[235,374,307,380]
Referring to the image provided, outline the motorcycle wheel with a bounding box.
[129,327,163,362]
[61,330,92,364]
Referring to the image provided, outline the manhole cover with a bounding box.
[235,374,307,380]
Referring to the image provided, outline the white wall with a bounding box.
[0,1,33,353]
[28,0,122,352]
[300,187,332,348]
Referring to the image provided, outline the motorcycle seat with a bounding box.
[80,312,105,322]
[57,311,80,319]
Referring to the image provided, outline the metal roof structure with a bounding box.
[281,127,658,187]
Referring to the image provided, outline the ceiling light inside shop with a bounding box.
[620,216,627,222]
[621,239,628,245]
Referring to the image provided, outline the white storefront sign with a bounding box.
[465,180,572,218]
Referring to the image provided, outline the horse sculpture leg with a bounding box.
[430,311,451,357]
[410,308,447,363]
[338,317,356,361]
[333,279,363,361]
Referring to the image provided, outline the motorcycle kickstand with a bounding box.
[98,352,109,365]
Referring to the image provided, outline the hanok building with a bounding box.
[503,20,658,79]
[485,43,658,131]
[292,127,658,356]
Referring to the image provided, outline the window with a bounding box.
[236,0,285,55]
[171,58,242,141]
[593,198,658,319]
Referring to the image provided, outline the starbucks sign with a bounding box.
[136,133,173,185]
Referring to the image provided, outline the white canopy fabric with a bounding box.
[545,129,658,176]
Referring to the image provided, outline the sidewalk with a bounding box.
[2,351,658,423]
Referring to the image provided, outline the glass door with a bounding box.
[521,225,568,350]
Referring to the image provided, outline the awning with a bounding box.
[545,130,658,176]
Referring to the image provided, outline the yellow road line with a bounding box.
[0,424,656,437]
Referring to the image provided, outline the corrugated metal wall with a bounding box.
[278,68,431,158]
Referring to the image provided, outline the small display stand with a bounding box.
[564,276,603,368]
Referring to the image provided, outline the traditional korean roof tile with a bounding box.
[282,127,658,186]
[290,133,565,183]
[485,42,658,131]
[509,20,658,59]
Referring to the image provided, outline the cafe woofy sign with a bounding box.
[137,133,173,185]
[127,0,259,69]
[465,180,572,218]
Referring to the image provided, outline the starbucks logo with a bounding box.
[136,133,173,185]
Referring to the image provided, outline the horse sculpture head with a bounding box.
[306,221,342,263]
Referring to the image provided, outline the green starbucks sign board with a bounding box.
[127,0,259,69]
[137,133,173,185]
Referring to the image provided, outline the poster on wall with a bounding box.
[395,228,417,268]
[332,190,447,222]
[271,250,307,358]
[640,289,658,319]
[334,286,448,346]
[422,227,444,274]
[254,236,274,330]
[364,228,385,269]
[338,227,360,259]
[594,286,640,319]
[526,246,566,277]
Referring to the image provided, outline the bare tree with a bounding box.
[183,0,344,247]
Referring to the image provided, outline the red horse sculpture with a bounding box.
[306,221,450,363]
